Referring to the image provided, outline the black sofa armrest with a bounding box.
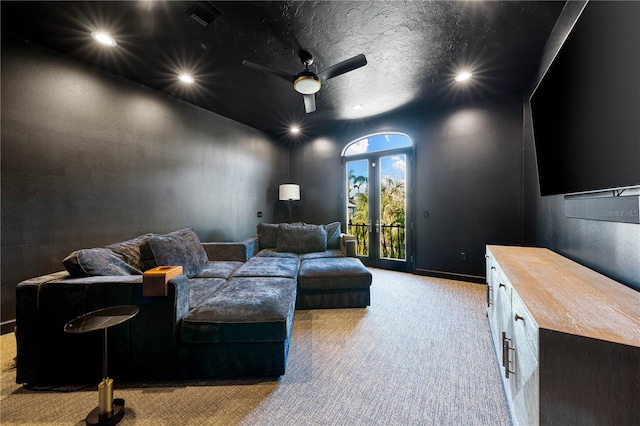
[15,273,190,385]
[202,236,259,262]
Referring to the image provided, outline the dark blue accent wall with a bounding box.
[1,38,288,330]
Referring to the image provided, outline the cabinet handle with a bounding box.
[515,313,524,322]
[499,282,506,289]
[491,266,496,270]
[486,285,493,307]
[501,332,507,367]
[501,331,516,379]
[485,254,489,259]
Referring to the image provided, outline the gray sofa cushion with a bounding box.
[257,223,279,249]
[324,222,341,249]
[196,261,243,280]
[188,278,227,309]
[299,249,344,260]
[255,249,299,259]
[232,257,299,279]
[149,229,208,278]
[181,277,297,343]
[277,223,327,253]
[63,248,141,277]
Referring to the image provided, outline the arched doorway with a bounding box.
[342,132,413,271]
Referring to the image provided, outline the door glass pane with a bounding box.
[379,154,406,261]
[346,159,369,256]
[343,133,412,156]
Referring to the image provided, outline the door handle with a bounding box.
[368,220,372,234]
[375,220,380,234]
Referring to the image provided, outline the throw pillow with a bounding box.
[63,248,142,277]
[257,223,279,249]
[149,229,208,278]
[138,237,159,271]
[105,233,157,272]
[324,221,341,249]
[277,223,327,253]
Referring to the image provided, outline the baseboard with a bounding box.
[1,319,16,335]
[414,268,485,284]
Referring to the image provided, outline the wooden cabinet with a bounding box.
[486,245,640,425]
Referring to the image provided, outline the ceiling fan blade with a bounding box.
[317,54,367,81]
[303,94,316,113]
[242,60,296,83]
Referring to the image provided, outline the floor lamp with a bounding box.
[279,184,300,223]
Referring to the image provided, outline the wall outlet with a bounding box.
[460,252,468,262]
[257,211,262,218]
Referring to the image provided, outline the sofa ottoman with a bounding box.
[297,257,372,309]
[179,276,297,378]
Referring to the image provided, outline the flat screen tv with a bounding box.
[530,1,640,196]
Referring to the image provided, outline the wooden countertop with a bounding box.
[487,245,640,348]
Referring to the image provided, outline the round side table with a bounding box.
[64,305,139,426]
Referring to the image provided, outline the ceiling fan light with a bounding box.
[294,75,321,94]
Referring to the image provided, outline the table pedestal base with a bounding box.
[64,306,138,426]
[86,398,125,426]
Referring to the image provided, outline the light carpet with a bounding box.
[0,268,510,425]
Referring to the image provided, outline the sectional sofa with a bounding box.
[15,223,372,386]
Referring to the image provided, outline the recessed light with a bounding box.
[455,72,472,82]
[290,126,300,134]
[178,74,195,84]
[91,31,117,47]
[352,104,363,110]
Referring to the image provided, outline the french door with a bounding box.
[345,149,412,271]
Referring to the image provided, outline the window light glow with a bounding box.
[178,74,195,84]
[352,104,363,110]
[455,71,472,82]
[91,31,117,47]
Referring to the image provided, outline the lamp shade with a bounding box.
[279,184,300,201]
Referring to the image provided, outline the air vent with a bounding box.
[186,1,222,27]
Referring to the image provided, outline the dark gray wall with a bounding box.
[413,101,523,279]
[523,1,640,291]
[1,38,288,329]
[290,97,524,280]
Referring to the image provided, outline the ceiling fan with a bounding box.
[242,50,367,113]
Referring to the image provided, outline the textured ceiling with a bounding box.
[2,1,565,140]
